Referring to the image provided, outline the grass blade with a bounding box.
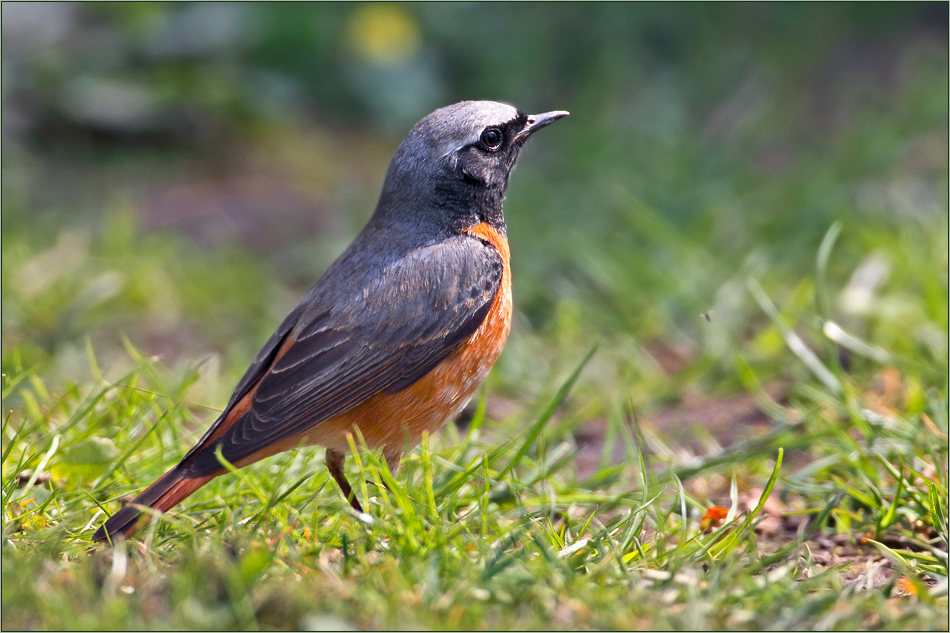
[496,345,597,481]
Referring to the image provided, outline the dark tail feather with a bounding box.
[92,468,212,543]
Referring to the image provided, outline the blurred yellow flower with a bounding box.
[347,4,421,65]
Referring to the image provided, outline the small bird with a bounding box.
[93,101,568,542]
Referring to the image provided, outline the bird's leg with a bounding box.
[384,450,402,477]
[326,448,363,513]
[366,450,401,496]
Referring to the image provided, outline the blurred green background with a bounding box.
[3,1,947,418]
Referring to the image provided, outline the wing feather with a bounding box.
[182,234,502,476]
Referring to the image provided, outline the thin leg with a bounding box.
[384,450,402,476]
[326,448,363,513]
[367,450,403,495]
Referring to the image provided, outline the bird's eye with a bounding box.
[479,127,503,150]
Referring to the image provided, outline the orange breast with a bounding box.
[298,222,512,462]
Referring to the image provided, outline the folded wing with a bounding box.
[181,234,502,476]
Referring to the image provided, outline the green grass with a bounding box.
[2,4,948,629]
[2,220,947,628]
[3,348,947,630]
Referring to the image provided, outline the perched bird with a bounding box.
[93,101,568,543]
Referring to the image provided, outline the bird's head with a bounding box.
[375,101,568,236]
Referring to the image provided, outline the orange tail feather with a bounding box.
[93,468,213,543]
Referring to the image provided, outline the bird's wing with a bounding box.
[181,234,503,476]
[230,302,307,411]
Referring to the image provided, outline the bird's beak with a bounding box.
[516,110,570,140]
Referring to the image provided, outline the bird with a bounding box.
[92,101,568,543]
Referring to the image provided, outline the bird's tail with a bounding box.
[92,468,212,543]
